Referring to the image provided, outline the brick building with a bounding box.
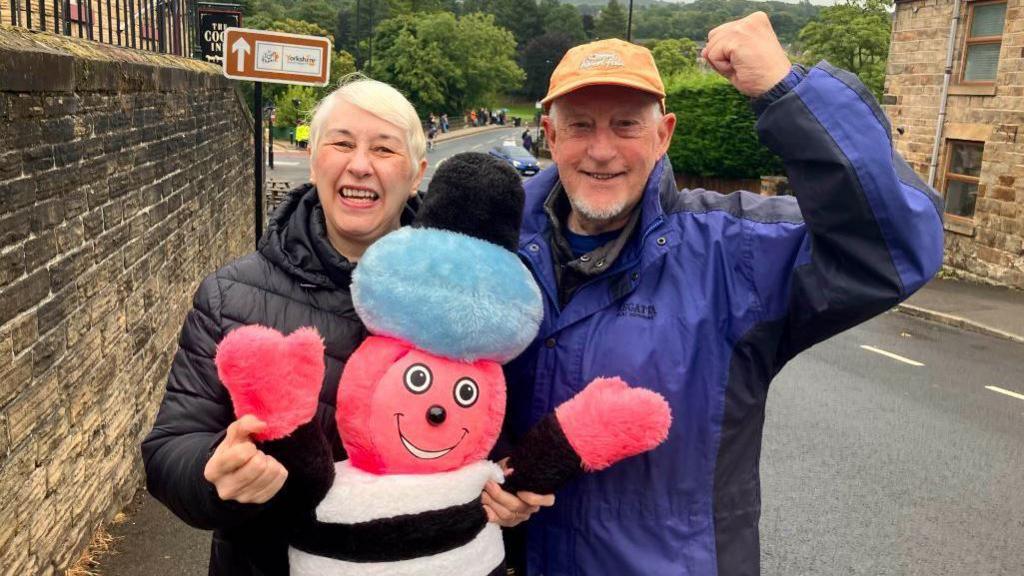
[884,0,1023,289]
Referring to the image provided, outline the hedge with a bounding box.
[665,70,784,179]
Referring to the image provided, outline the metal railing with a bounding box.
[2,0,198,57]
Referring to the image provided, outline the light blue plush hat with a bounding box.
[351,153,543,363]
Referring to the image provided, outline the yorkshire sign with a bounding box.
[222,27,331,87]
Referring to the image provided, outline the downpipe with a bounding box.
[927,0,963,188]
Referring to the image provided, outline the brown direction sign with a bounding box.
[222,27,331,86]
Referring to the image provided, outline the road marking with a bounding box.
[985,386,1024,401]
[267,161,299,166]
[859,345,924,366]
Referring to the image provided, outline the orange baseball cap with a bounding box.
[541,38,665,111]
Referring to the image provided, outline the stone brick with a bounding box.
[31,327,66,378]
[0,208,32,248]
[36,286,78,337]
[10,311,37,356]
[0,268,50,327]
[30,199,64,235]
[49,246,94,295]
[54,218,85,253]
[0,176,38,216]
[22,144,54,174]
[0,495,18,552]
[24,232,58,270]
[0,246,25,288]
[6,372,58,447]
[0,149,21,180]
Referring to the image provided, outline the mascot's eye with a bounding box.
[404,364,432,394]
[453,378,479,408]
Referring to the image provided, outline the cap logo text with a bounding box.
[580,52,625,70]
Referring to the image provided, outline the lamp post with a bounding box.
[627,0,634,42]
[264,102,276,170]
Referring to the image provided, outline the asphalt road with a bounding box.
[420,126,546,189]
[760,310,1024,575]
[101,140,1024,575]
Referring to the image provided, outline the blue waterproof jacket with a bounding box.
[504,63,945,575]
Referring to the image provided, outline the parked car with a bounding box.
[488,142,540,177]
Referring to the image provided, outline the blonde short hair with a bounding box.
[308,74,426,171]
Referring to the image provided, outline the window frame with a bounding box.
[957,0,1007,85]
[940,139,984,223]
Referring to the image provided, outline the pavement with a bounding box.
[897,277,1024,344]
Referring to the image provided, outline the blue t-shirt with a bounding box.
[563,228,621,259]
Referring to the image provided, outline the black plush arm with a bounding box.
[501,413,582,495]
[261,421,336,515]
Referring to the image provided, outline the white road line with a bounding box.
[859,345,924,367]
[985,386,1024,401]
[268,161,300,166]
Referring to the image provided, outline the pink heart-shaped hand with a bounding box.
[555,377,672,471]
[216,325,325,441]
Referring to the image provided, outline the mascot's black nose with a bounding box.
[427,405,447,426]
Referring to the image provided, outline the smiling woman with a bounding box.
[307,76,428,261]
[141,75,429,576]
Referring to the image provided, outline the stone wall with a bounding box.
[885,0,1024,289]
[0,25,254,573]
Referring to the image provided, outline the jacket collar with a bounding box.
[521,155,672,251]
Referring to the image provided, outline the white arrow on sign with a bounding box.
[232,36,251,71]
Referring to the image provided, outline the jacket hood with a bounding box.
[258,183,419,289]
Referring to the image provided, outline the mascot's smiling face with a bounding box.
[338,336,506,475]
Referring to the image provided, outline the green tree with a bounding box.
[370,12,524,113]
[666,69,783,178]
[521,32,575,99]
[463,0,543,49]
[266,18,334,43]
[650,38,699,79]
[275,84,319,128]
[540,0,586,43]
[593,0,627,40]
[295,0,338,37]
[797,0,892,98]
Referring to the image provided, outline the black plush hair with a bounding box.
[414,152,525,251]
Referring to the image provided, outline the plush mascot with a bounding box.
[214,152,672,576]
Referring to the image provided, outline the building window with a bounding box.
[942,140,983,219]
[68,0,92,24]
[960,1,1007,83]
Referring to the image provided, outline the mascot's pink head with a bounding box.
[340,153,542,475]
[337,336,506,475]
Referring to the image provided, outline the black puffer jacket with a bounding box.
[142,184,417,576]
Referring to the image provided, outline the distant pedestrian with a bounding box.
[294,119,310,150]
[521,129,533,153]
[427,115,438,151]
[441,113,449,133]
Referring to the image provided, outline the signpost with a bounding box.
[221,28,331,247]
[197,4,242,65]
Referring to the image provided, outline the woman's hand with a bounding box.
[481,458,555,527]
[204,415,288,504]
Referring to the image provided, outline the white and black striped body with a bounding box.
[288,460,506,576]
